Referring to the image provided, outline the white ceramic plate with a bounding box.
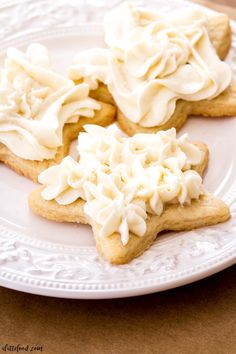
[0,0,235,299]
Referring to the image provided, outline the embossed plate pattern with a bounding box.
[0,0,235,298]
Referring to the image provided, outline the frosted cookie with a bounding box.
[0,44,116,182]
[29,125,230,264]
[68,3,235,136]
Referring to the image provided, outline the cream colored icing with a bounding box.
[0,43,101,160]
[39,126,204,245]
[68,3,232,127]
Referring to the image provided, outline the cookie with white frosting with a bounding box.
[68,3,235,136]
[0,44,116,182]
[28,125,230,264]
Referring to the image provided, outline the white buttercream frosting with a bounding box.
[39,125,204,245]
[0,43,101,160]
[68,3,232,127]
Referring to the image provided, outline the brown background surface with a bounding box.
[0,265,235,354]
[0,1,236,354]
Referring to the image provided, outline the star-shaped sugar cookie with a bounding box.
[29,126,230,264]
[69,7,236,136]
[0,44,116,182]
[116,13,236,135]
